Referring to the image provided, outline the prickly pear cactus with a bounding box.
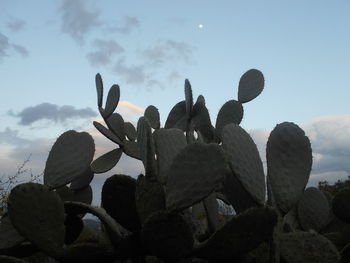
[4,70,347,263]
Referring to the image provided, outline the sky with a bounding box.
[1,0,350,205]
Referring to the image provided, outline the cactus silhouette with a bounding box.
[1,69,348,262]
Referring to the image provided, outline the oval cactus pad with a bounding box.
[44,130,95,189]
[297,187,330,231]
[222,123,265,204]
[8,183,65,259]
[238,69,264,103]
[266,122,312,214]
[215,100,244,140]
[153,128,187,181]
[166,142,229,212]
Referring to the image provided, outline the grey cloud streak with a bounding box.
[8,103,97,126]
[86,39,124,66]
[109,16,140,35]
[7,18,26,32]
[59,0,101,44]
[0,32,28,61]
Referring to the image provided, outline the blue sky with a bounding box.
[1,0,350,204]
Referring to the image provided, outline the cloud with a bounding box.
[11,44,29,57]
[142,40,194,66]
[0,33,10,59]
[86,39,124,66]
[7,18,26,32]
[0,127,30,145]
[0,32,29,61]
[302,115,350,176]
[9,103,98,126]
[109,16,140,35]
[113,57,147,85]
[59,0,101,44]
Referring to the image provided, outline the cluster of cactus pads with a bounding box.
[1,69,350,263]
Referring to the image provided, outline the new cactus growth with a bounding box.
[1,69,348,262]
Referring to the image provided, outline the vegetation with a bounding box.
[0,70,349,262]
[318,176,350,196]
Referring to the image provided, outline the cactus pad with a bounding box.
[95,73,103,108]
[222,123,265,204]
[297,187,330,231]
[123,140,141,159]
[91,148,122,173]
[124,121,137,141]
[238,69,264,103]
[0,215,25,251]
[105,113,125,141]
[144,105,160,129]
[153,128,187,182]
[141,210,194,261]
[166,142,229,212]
[8,183,65,259]
[266,122,312,214]
[93,121,123,145]
[44,130,95,189]
[332,187,350,223]
[215,100,244,139]
[70,167,94,191]
[137,117,157,178]
[135,174,166,224]
[279,231,340,263]
[164,100,187,130]
[102,84,120,119]
[185,79,193,118]
[194,206,277,261]
[101,174,140,233]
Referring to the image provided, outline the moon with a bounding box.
[198,24,204,29]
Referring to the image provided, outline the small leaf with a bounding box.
[166,142,229,212]
[185,79,193,118]
[215,100,244,140]
[164,101,187,130]
[124,122,137,141]
[44,130,95,189]
[238,69,264,103]
[91,148,123,174]
[95,73,103,108]
[103,84,120,119]
[93,121,124,146]
[144,105,160,129]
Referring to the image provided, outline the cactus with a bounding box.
[2,69,348,262]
